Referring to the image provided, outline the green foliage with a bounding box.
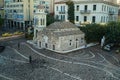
[25,33,34,40]
[47,14,55,26]
[66,0,74,23]
[80,24,105,43]
[105,22,120,45]
[80,22,120,45]
[0,18,4,28]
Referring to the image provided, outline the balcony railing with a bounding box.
[109,11,114,15]
[59,11,66,14]
[80,10,91,14]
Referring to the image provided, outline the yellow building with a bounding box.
[4,0,54,30]
[0,0,4,18]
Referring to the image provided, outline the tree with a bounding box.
[0,17,4,29]
[80,21,120,45]
[66,0,74,23]
[105,21,120,45]
[47,13,55,26]
[80,23,106,43]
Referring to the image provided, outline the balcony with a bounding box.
[80,10,91,14]
[109,11,114,15]
[59,11,66,14]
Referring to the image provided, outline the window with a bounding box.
[70,40,72,46]
[84,5,87,10]
[76,5,79,11]
[39,42,41,47]
[102,5,104,11]
[92,16,96,23]
[104,5,106,11]
[56,6,58,11]
[76,16,79,21]
[63,6,65,12]
[93,5,96,11]
[81,38,84,43]
[84,16,87,22]
[62,15,65,21]
[61,6,62,12]
[101,16,103,22]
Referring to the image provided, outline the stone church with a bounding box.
[33,5,85,53]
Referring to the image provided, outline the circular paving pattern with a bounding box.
[0,39,120,80]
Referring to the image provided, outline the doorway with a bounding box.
[53,45,55,50]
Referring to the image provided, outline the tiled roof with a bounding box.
[45,21,84,37]
[53,30,84,37]
[47,22,78,29]
[74,0,118,6]
[55,1,66,4]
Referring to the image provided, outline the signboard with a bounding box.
[17,15,24,19]
[13,14,24,20]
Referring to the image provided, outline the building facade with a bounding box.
[74,1,119,25]
[35,22,85,53]
[4,0,54,30]
[0,0,4,19]
[54,1,68,21]
[33,0,54,14]
[4,0,33,29]
[55,0,117,4]
[54,1,119,25]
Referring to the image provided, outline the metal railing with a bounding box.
[80,10,91,14]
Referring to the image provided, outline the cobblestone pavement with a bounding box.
[0,38,120,80]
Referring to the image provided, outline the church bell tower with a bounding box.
[33,5,47,41]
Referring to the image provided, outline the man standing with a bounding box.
[18,42,20,50]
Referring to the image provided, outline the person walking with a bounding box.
[18,42,20,50]
[29,55,32,63]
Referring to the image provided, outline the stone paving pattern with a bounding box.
[0,38,120,80]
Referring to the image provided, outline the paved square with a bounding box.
[0,38,120,80]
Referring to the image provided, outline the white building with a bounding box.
[54,1,119,25]
[54,1,68,21]
[55,0,117,4]
[74,1,119,25]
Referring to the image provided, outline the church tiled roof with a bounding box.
[45,21,84,37]
[47,22,79,29]
[53,30,84,37]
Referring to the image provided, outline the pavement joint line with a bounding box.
[94,48,118,65]
[112,56,119,63]
[96,52,110,64]
[90,51,105,63]
[0,74,13,80]
[47,66,82,80]
[8,46,29,60]
[93,48,120,69]
[62,51,95,60]
[25,43,119,79]
[0,55,28,63]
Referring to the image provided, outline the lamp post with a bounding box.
[13,10,17,29]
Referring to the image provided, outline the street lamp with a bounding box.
[13,10,17,29]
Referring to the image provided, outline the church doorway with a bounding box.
[39,42,41,48]
[45,43,48,48]
[53,45,55,50]
[76,39,78,48]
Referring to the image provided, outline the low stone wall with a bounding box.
[0,34,25,42]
